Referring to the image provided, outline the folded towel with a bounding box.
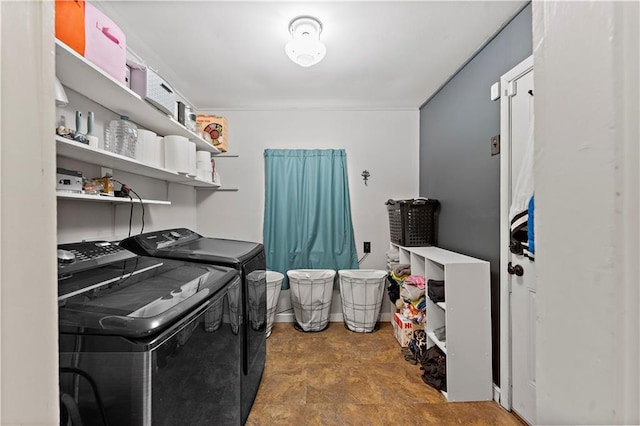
[390,271,408,282]
[427,279,445,303]
[400,283,423,301]
[393,263,411,277]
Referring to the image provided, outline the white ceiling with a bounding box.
[97,1,526,110]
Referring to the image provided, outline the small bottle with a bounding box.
[104,115,138,158]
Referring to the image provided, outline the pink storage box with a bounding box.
[84,4,126,84]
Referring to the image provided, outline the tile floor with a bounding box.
[246,322,522,425]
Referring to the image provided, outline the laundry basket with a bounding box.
[287,269,336,332]
[246,270,267,332]
[338,269,388,332]
[265,271,284,338]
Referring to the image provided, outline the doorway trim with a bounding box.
[499,54,533,411]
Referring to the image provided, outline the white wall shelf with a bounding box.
[190,177,221,188]
[54,39,219,154]
[392,243,492,403]
[57,192,171,205]
[197,186,238,192]
[56,136,221,189]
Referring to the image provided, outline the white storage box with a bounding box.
[130,67,177,117]
[287,269,335,332]
[338,269,387,332]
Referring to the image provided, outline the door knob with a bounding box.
[507,262,524,277]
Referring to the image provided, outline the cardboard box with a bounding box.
[196,115,228,152]
[392,313,423,347]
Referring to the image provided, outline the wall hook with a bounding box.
[361,170,370,186]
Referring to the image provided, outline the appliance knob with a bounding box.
[57,249,76,264]
[170,231,181,239]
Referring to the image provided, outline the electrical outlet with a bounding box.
[363,242,371,253]
[101,167,113,178]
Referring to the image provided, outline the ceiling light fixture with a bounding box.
[285,16,326,67]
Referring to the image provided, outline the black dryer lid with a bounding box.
[120,228,263,266]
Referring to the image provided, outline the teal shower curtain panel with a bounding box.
[263,149,358,289]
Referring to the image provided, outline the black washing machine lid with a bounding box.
[58,256,238,338]
[120,228,263,266]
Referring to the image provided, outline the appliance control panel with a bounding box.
[125,228,201,251]
[58,241,137,275]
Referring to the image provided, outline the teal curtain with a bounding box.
[263,149,358,289]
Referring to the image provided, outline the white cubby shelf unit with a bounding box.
[392,244,492,402]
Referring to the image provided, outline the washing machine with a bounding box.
[57,240,242,425]
[120,229,266,423]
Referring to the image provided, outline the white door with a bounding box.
[499,56,535,425]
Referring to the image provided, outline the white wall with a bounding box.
[533,1,639,424]
[1,1,58,423]
[196,109,419,320]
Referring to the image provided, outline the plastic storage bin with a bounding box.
[265,271,284,338]
[338,269,388,332]
[287,269,336,332]
[386,198,440,247]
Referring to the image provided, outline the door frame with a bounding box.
[499,55,533,411]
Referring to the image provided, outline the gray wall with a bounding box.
[419,4,532,385]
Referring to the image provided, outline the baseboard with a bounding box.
[275,311,394,323]
[379,311,393,322]
[493,383,501,403]
[329,312,345,322]
[274,312,296,323]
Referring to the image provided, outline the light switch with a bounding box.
[490,82,500,101]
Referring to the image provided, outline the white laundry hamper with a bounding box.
[287,269,336,332]
[338,269,388,332]
[265,271,284,338]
